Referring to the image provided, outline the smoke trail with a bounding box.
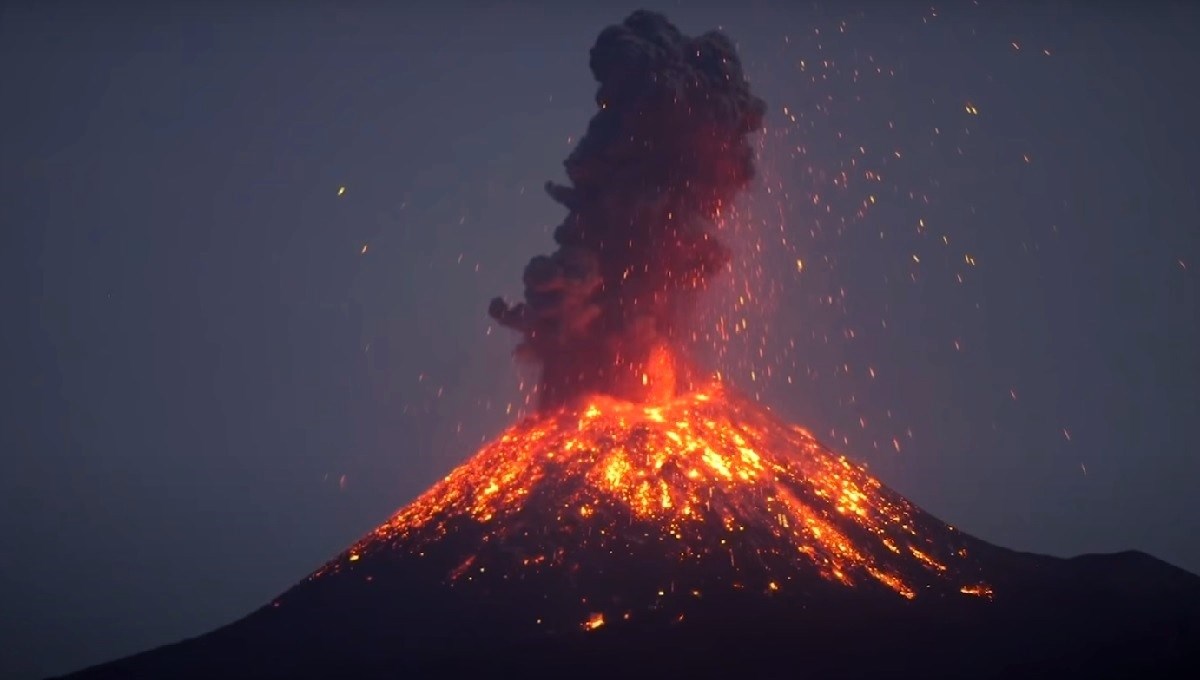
[490,10,765,408]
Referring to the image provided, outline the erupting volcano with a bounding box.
[66,10,1200,680]
[317,370,994,612]
[322,9,996,627]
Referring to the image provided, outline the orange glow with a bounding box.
[316,379,991,606]
[960,584,994,599]
[582,613,605,631]
[640,343,678,403]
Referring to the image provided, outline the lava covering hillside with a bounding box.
[310,370,994,635]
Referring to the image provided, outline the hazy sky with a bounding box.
[2,2,1198,678]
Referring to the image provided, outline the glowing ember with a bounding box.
[960,584,995,599]
[582,613,605,631]
[315,373,990,615]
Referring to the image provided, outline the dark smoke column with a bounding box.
[490,10,765,409]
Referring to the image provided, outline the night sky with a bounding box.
[2,2,1198,678]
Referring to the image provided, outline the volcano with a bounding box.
[61,9,1200,679]
[64,379,1200,679]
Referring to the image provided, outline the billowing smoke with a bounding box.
[490,10,765,409]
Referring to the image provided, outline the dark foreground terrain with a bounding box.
[64,544,1199,680]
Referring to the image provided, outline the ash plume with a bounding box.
[489,10,766,408]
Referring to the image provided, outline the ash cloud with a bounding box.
[490,10,765,408]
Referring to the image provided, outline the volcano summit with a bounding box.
[64,10,1200,680]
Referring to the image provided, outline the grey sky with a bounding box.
[2,2,1197,678]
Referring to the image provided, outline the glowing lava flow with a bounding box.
[315,378,992,609]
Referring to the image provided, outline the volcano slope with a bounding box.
[65,385,1200,679]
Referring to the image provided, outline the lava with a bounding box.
[317,360,990,612]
